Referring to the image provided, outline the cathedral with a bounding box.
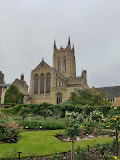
[29,38,89,104]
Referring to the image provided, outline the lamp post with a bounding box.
[18,151,22,159]
[63,152,66,159]
[87,145,90,152]
[40,126,42,131]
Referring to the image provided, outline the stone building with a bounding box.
[96,86,120,106]
[29,38,89,104]
[12,74,28,95]
[0,71,4,105]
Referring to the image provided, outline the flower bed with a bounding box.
[55,129,115,143]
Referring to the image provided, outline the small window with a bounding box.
[64,57,66,71]
[57,93,62,104]
[113,97,114,102]
[108,97,115,102]
[58,57,61,72]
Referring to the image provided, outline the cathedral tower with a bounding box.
[53,37,76,78]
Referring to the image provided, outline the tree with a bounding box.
[69,89,110,106]
[41,108,52,122]
[4,85,24,104]
[18,106,30,123]
[104,107,120,156]
[65,112,83,160]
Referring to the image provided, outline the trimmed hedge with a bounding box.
[18,120,65,130]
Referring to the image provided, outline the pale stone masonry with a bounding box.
[12,74,28,95]
[29,38,89,104]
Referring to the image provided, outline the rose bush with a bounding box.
[0,112,23,143]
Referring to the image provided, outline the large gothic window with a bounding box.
[34,74,38,94]
[40,74,44,94]
[57,93,62,104]
[46,73,50,93]
[64,57,66,71]
[58,57,61,72]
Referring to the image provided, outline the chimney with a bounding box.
[21,73,24,81]
[83,70,87,82]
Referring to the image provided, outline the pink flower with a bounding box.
[12,121,15,124]
[44,109,45,111]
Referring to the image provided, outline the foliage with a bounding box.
[51,107,62,119]
[95,143,107,155]
[104,107,120,156]
[69,89,110,106]
[0,112,23,143]
[50,151,62,160]
[75,146,87,160]
[27,152,36,160]
[2,103,120,119]
[41,108,52,122]
[65,111,83,160]
[18,120,65,130]
[65,112,83,140]
[4,85,24,104]
[2,148,18,160]
[103,154,114,160]
[18,106,30,121]
[89,109,104,122]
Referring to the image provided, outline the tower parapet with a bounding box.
[53,37,76,78]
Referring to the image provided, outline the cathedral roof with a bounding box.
[33,60,52,71]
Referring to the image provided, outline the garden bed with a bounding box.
[18,143,120,160]
[55,134,116,142]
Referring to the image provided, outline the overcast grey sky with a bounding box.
[0,0,120,89]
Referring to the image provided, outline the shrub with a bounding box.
[89,110,104,122]
[18,120,65,130]
[0,112,23,143]
[50,151,62,160]
[75,146,87,160]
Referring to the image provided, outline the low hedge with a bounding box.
[18,120,65,130]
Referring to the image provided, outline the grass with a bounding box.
[0,130,118,158]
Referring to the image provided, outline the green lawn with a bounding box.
[0,130,118,158]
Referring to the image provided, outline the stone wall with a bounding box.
[12,79,28,95]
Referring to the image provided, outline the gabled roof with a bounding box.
[96,86,120,97]
[33,60,52,71]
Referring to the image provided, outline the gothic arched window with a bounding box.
[34,74,38,94]
[46,73,50,93]
[56,74,58,87]
[58,57,61,72]
[57,93,62,104]
[64,56,66,71]
[40,74,44,94]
